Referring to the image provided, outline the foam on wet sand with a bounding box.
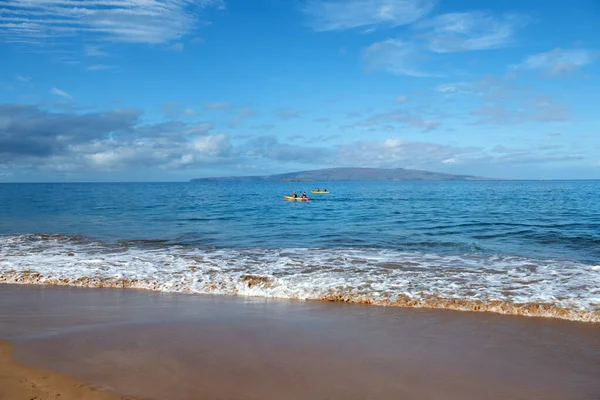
[2,234,599,323]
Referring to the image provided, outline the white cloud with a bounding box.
[303,0,435,31]
[362,11,529,76]
[192,134,232,156]
[442,158,458,164]
[435,82,474,94]
[0,103,233,172]
[50,87,72,99]
[3,104,592,178]
[511,48,596,76]
[416,12,530,53]
[363,40,438,77]
[434,75,519,99]
[396,96,408,103]
[0,0,224,45]
[337,138,481,167]
[82,133,233,171]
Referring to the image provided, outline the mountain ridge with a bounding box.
[190,167,495,182]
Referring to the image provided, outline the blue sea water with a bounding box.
[1,181,599,320]
[2,181,599,262]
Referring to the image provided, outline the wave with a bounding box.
[1,234,599,323]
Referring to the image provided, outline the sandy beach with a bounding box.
[1,284,599,400]
[0,338,138,400]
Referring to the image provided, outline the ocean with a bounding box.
[1,180,599,322]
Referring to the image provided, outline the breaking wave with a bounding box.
[1,234,599,323]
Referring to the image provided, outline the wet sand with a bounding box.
[1,284,599,400]
[0,339,137,400]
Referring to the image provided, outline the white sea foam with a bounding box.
[1,234,599,322]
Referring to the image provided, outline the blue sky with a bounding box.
[1,0,599,181]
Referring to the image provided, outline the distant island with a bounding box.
[190,167,493,182]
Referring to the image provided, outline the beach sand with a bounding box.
[0,339,137,400]
[1,284,599,400]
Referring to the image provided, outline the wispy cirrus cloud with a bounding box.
[302,0,436,31]
[435,82,474,94]
[50,87,72,99]
[472,96,570,125]
[363,40,438,77]
[244,133,589,171]
[348,110,440,132]
[0,0,224,46]
[416,12,530,53]
[511,48,597,76]
[337,138,481,168]
[337,139,592,170]
[434,74,522,100]
[15,75,31,83]
[363,11,529,77]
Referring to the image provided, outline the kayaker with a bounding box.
[323,188,327,192]
[316,188,320,192]
[301,192,307,198]
[293,191,298,198]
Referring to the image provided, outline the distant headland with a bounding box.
[190,167,494,182]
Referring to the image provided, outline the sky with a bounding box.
[0,0,599,182]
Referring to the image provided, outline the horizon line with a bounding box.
[2,179,600,184]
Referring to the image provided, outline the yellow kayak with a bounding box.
[310,190,330,194]
[285,196,310,201]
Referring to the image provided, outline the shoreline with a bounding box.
[0,339,137,400]
[2,284,599,400]
[2,275,599,323]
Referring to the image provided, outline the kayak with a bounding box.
[285,196,310,201]
[310,190,330,194]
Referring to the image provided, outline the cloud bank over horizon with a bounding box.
[1,0,599,181]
